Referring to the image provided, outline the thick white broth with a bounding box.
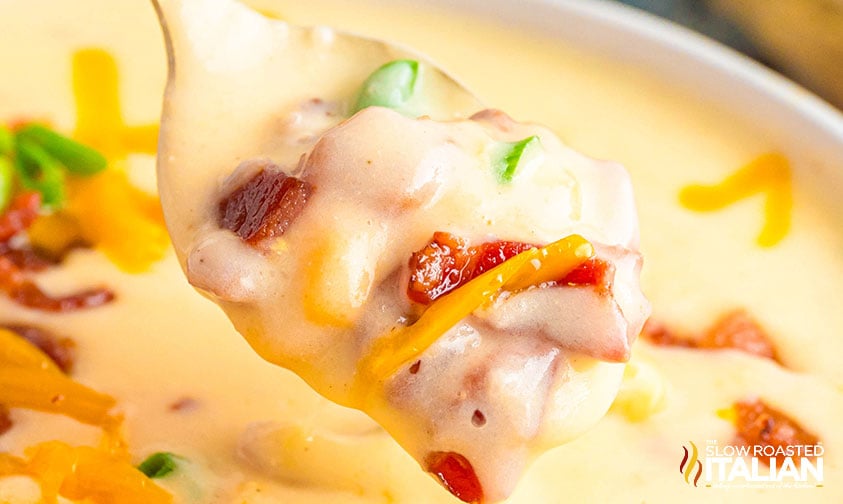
[0,0,841,503]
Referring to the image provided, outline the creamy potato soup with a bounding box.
[0,0,841,503]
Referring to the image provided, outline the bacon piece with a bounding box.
[2,324,76,373]
[218,165,312,248]
[642,310,779,363]
[426,451,484,503]
[0,255,114,312]
[641,319,694,348]
[471,240,535,276]
[0,244,55,272]
[407,232,611,304]
[0,192,41,242]
[0,404,11,436]
[701,310,777,361]
[734,399,819,466]
[559,258,614,292]
[0,190,112,311]
[407,232,474,304]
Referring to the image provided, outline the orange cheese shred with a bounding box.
[72,48,158,160]
[66,47,168,273]
[679,152,792,247]
[0,441,172,504]
[353,234,593,404]
[65,169,169,273]
[0,329,171,503]
[0,328,117,428]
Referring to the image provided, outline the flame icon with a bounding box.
[680,441,703,487]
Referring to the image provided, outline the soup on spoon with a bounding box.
[152,0,650,501]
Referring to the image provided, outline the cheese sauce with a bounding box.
[0,0,842,503]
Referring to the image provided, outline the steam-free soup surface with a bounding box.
[0,0,841,503]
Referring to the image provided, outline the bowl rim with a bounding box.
[411,0,843,150]
[553,0,843,134]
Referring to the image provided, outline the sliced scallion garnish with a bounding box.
[0,121,108,211]
[137,451,180,479]
[353,59,420,115]
[16,123,107,175]
[0,158,13,211]
[0,126,12,156]
[15,136,67,207]
[492,135,542,183]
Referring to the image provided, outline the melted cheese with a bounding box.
[0,0,842,503]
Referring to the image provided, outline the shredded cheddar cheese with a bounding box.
[65,169,169,273]
[72,49,158,160]
[57,48,170,273]
[0,329,173,503]
[353,234,593,404]
[0,441,172,504]
[26,212,86,259]
[0,328,61,373]
[716,405,738,424]
[0,367,117,427]
[679,152,792,247]
[0,329,117,429]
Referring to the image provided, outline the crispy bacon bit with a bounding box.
[2,324,76,373]
[0,255,114,312]
[640,319,693,348]
[471,240,535,276]
[0,191,111,311]
[426,451,484,503]
[560,258,614,291]
[734,399,819,466]
[702,310,777,361]
[0,192,41,242]
[407,232,474,304]
[643,310,779,363]
[407,232,611,304]
[219,165,312,248]
[0,245,55,272]
[0,404,12,436]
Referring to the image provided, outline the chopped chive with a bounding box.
[0,126,12,156]
[0,158,13,212]
[492,135,542,183]
[16,124,107,175]
[14,136,66,207]
[353,59,420,115]
[137,452,180,479]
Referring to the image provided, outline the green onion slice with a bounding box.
[16,123,107,176]
[14,136,67,207]
[0,126,12,157]
[492,135,542,183]
[353,59,420,115]
[137,452,180,479]
[0,157,14,212]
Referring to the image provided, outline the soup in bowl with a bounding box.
[0,0,841,502]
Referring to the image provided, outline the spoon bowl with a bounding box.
[151,0,482,262]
